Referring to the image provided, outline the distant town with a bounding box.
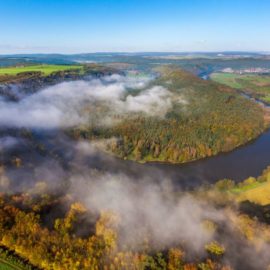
[221,67,270,74]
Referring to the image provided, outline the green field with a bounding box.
[0,259,20,270]
[0,248,32,270]
[216,169,270,206]
[231,180,270,205]
[210,72,270,103]
[0,64,83,76]
[0,258,27,270]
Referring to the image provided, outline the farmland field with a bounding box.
[0,261,17,270]
[0,64,83,76]
[211,72,270,103]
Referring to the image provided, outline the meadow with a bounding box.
[0,64,83,76]
[211,72,270,103]
[214,166,270,206]
[0,247,33,270]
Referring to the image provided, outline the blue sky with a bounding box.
[0,0,270,54]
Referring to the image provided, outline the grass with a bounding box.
[0,261,18,270]
[210,73,244,88]
[230,182,263,193]
[262,96,270,103]
[229,180,270,206]
[0,259,25,270]
[225,169,270,206]
[0,248,32,270]
[0,64,83,76]
[235,181,270,205]
[210,72,270,103]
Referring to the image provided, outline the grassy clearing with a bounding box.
[227,171,270,205]
[234,181,270,205]
[214,168,270,206]
[230,181,264,193]
[262,95,270,103]
[0,64,83,76]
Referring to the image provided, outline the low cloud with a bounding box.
[0,74,176,129]
[122,86,172,116]
[2,136,270,268]
[70,170,221,253]
[0,136,20,151]
[66,141,223,253]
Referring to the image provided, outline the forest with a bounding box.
[72,67,268,163]
[0,166,270,269]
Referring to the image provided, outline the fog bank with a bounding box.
[0,74,176,128]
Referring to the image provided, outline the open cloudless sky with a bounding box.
[0,0,270,53]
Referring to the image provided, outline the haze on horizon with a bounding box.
[0,0,270,54]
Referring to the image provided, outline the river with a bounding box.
[1,79,270,191]
[2,123,270,191]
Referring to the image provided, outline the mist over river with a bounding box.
[1,76,270,191]
[1,71,270,270]
[1,125,270,192]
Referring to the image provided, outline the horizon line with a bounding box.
[1,50,270,56]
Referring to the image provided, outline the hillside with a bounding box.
[73,67,267,163]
